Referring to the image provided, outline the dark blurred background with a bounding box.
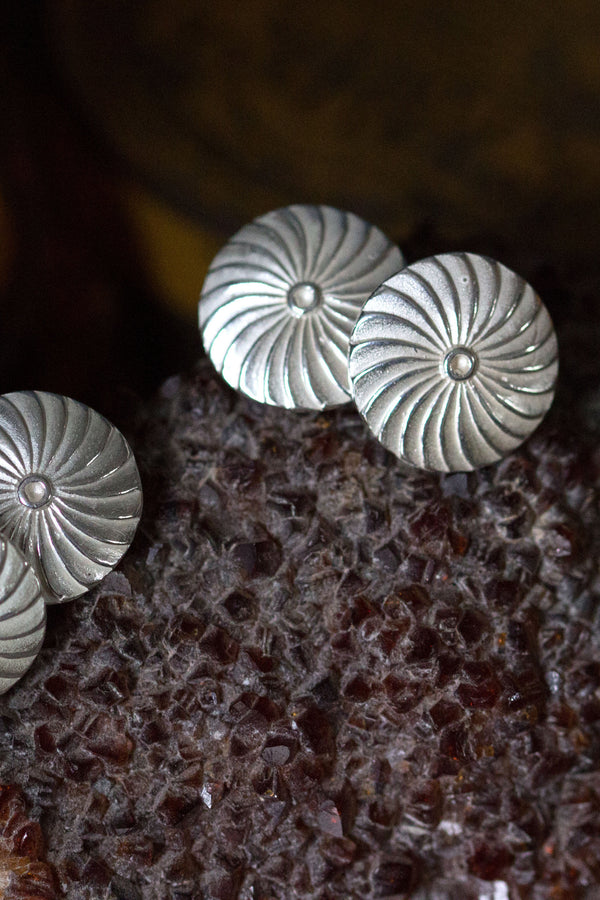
[0,0,599,432]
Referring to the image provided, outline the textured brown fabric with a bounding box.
[0,347,599,898]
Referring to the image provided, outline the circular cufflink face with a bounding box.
[0,392,143,603]
[349,253,559,472]
[199,204,404,409]
[0,536,46,695]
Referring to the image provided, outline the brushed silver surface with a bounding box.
[349,252,559,472]
[0,536,46,695]
[199,204,404,409]
[0,392,143,603]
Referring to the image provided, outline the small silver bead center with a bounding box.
[445,347,477,381]
[287,282,322,317]
[18,475,52,509]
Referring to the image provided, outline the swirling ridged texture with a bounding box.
[200,204,404,409]
[0,392,143,602]
[349,253,559,471]
[0,536,45,694]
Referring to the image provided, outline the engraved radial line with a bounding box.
[206,304,285,354]
[478,301,543,354]
[251,221,301,276]
[467,390,525,461]
[0,506,25,535]
[43,395,68,472]
[227,240,296,282]
[2,565,29,605]
[218,308,288,362]
[298,317,325,407]
[205,259,290,289]
[0,405,29,471]
[0,458,21,480]
[424,261,458,342]
[55,504,136,545]
[81,421,115,470]
[201,279,284,301]
[473,381,531,435]
[469,260,501,345]
[260,319,294,404]
[462,253,479,343]
[325,296,364,320]
[3,397,36,470]
[476,278,525,347]
[58,407,108,481]
[387,290,448,350]
[320,219,373,288]
[297,207,321,281]
[424,256,462,344]
[0,431,26,474]
[281,315,301,406]
[54,487,139,510]
[326,237,395,290]
[286,317,314,407]
[237,313,290,393]
[367,369,441,428]
[203,296,283,336]
[40,511,87,586]
[482,353,557,375]
[439,385,471,471]
[408,380,452,469]
[321,304,359,339]
[482,325,556,361]
[423,381,455,470]
[312,318,347,392]
[5,591,44,624]
[35,394,48,472]
[47,394,71,474]
[387,378,446,458]
[462,388,502,461]
[319,311,352,355]
[330,287,384,300]
[477,366,555,398]
[266,318,295,407]
[307,205,329,281]
[303,318,332,401]
[0,545,8,587]
[351,355,439,385]
[350,312,442,350]
[358,363,439,401]
[287,207,309,277]
[64,456,129,489]
[351,337,439,359]
[2,616,44,643]
[49,508,120,565]
[314,210,353,284]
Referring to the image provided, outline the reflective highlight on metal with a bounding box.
[0,536,46,694]
[199,204,404,409]
[349,252,559,472]
[0,392,143,603]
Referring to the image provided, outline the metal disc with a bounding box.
[0,392,143,603]
[0,536,46,695]
[199,205,404,409]
[349,252,559,472]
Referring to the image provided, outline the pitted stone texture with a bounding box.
[0,360,599,899]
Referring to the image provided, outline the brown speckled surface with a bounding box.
[0,347,599,898]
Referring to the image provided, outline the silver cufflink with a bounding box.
[349,252,559,472]
[199,204,404,410]
[0,391,143,692]
[200,209,559,473]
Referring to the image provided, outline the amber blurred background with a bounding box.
[0,1,599,431]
